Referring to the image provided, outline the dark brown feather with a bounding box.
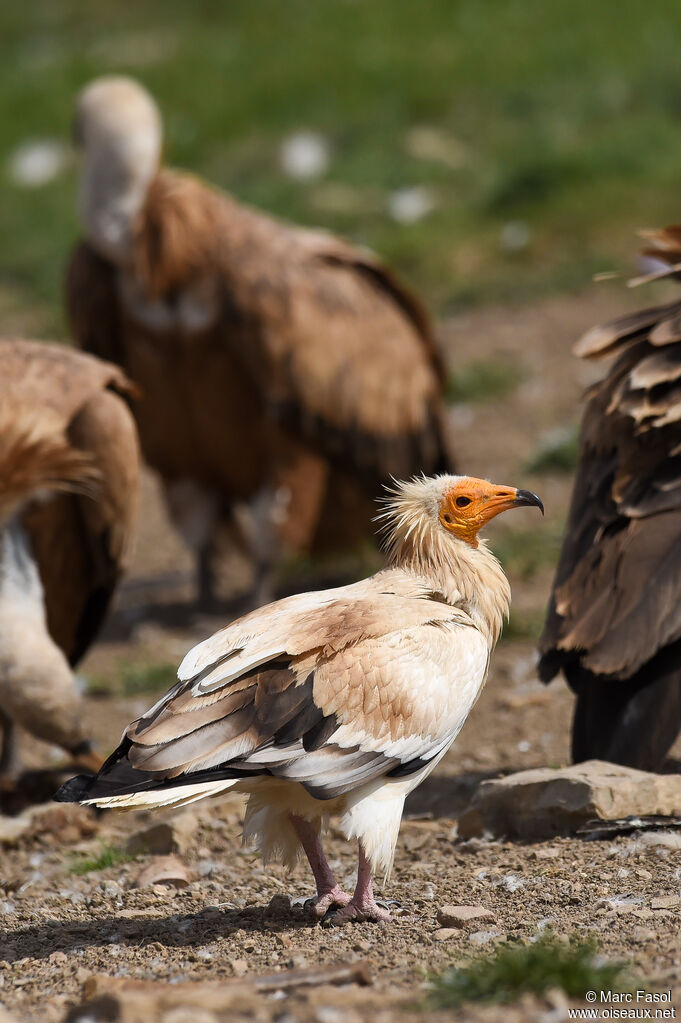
[0,339,139,665]
[68,167,455,568]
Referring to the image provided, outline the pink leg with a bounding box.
[322,841,392,926]
[289,815,352,917]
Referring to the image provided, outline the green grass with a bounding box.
[84,660,176,696]
[68,841,137,875]
[446,359,526,404]
[428,933,629,1008]
[526,425,581,474]
[120,661,176,696]
[3,2,681,333]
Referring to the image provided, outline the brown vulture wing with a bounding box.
[203,195,456,482]
[0,340,139,666]
[66,242,125,367]
[539,295,681,768]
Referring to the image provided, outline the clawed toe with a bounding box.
[321,900,392,927]
[305,886,352,918]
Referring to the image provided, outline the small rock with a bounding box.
[459,760,681,839]
[635,868,652,881]
[0,815,32,847]
[265,893,292,919]
[651,895,681,910]
[231,958,248,976]
[134,855,193,889]
[468,930,502,945]
[433,928,461,941]
[437,904,496,929]
[632,926,657,942]
[48,951,67,965]
[126,812,197,856]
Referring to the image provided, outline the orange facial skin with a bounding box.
[439,476,544,547]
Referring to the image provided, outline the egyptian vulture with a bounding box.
[67,75,455,608]
[0,339,139,778]
[540,225,681,770]
[57,474,542,924]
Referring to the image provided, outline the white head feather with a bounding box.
[75,75,162,262]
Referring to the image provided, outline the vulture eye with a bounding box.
[455,496,471,508]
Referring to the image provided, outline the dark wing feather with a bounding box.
[65,657,399,802]
[540,316,681,682]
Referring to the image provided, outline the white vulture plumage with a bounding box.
[0,339,139,778]
[57,474,542,924]
[66,75,456,608]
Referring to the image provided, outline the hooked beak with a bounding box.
[513,489,544,515]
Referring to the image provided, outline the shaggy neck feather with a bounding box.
[381,487,511,648]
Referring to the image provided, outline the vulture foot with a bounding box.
[305,885,353,918]
[321,898,392,926]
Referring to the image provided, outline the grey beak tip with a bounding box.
[515,489,544,516]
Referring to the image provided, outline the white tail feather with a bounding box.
[83,778,237,811]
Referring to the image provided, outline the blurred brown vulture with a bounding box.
[0,339,139,777]
[67,76,455,608]
[539,225,681,770]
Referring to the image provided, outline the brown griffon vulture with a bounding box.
[67,75,455,608]
[57,474,543,925]
[539,225,681,770]
[0,339,139,777]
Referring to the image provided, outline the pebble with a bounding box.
[651,895,681,910]
[231,958,248,976]
[437,904,496,928]
[468,930,503,945]
[266,893,292,918]
[433,927,461,941]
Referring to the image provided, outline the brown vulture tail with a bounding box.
[566,643,681,772]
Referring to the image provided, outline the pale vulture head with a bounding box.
[74,75,163,262]
[380,473,544,560]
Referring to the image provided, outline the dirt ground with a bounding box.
[2,288,681,1022]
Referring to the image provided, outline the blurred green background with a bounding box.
[3,0,681,335]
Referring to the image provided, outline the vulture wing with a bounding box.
[0,340,138,665]
[540,323,681,682]
[66,242,124,367]
[230,224,453,481]
[128,171,455,482]
[58,571,488,808]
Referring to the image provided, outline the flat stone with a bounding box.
[458,760,681,839]
[433,928,461,941]
[126,811,197,856]
[133,855,193,889]
[0,815,31,847]
[437,904,496,928]
[651,895,681,910]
